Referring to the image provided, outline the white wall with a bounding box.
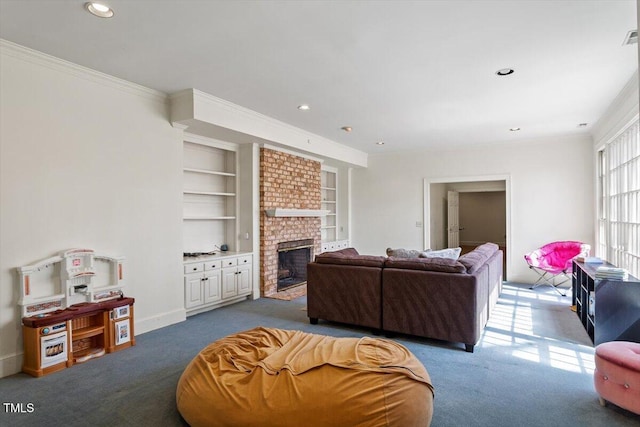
[351,135,595,283]
[0,43,184,376]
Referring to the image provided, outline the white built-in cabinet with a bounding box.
[182,135,255,315]
[184,258,222,309]
[221,255,252,299]
[320,166,349,252]
[321,240,350,253]
[184,254,253,316]
[183,137,237,253]
[321,167,337,242]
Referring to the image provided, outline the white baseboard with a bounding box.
[0,351,23,378]
[135,308,186,335]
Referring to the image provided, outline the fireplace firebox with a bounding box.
[277,239,313,291]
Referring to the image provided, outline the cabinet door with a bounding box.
[203,269,222,304]
[237,264,252,294]
[185,274,204,309]
[222,267,238,299]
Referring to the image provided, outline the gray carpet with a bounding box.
[1,282,639,426]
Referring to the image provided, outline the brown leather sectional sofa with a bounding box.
[307,243,503,352]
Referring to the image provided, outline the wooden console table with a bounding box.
[572,261,640,345]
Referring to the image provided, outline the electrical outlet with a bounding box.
[416,221,422,228]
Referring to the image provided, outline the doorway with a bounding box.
[424,176,510,280]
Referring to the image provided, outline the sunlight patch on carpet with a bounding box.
[479,283,595,375]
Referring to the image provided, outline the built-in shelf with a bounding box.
[183,190,236,197]
[321,167,338,242]
[184,216,236,220]
[183,138,237,252]
[183,168,236,177]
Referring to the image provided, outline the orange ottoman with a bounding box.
[176,327,434,427]
[594,341,640,415]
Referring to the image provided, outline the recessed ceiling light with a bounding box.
[341,126,352,132]
[84,2,114,18]
[376,141,385,145]
[297,104,310,111]
[496,68,515,76]
[509,127,521,132]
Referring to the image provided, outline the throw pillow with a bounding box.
[419,247,462,260]
[386,248,424,258]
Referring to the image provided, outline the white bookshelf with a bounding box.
[321,166,337,243]
[183,137,238,252]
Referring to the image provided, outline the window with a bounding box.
[597,118,640,278]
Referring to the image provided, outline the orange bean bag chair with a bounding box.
[176,327,434,427]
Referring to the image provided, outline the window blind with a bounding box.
[598,118,640,278]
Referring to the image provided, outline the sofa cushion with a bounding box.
[386,248,425,258]
[384,257,467,273]
[458,243,500,274]
[315,251,386,267]
[419,247,461,260]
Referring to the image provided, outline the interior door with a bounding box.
[447,190,460,247]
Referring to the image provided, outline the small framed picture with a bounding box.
[113,305,129,319]
[115,320,130,345]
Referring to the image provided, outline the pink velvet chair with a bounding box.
[594,341,640,415]
[524,241,590,296]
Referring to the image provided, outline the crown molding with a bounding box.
[0,39,168,104]
[592,69,639,147]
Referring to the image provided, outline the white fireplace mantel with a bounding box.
[264,208,330,217]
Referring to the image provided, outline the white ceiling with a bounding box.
[0,0,637,154]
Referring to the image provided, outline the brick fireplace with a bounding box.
[260,148,322,300]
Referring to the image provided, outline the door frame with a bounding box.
[423,174,511,280]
